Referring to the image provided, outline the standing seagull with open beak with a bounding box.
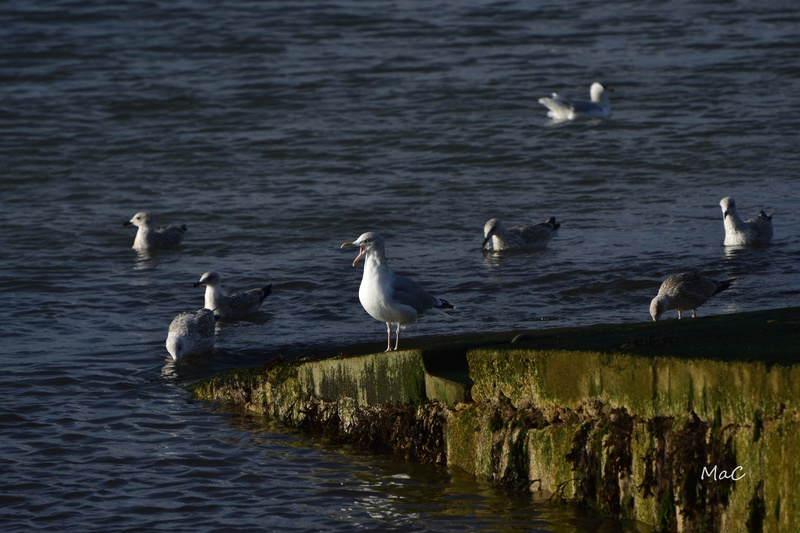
[341,232,454,352]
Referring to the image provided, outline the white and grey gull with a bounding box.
[649,272,736,321]
[341,232,454,352]
[193,271,272,320]
[719,196,773,246]
[482,217,561,251]
[538,82,611,121]
[165,308,217,362]
[124,211,187,251]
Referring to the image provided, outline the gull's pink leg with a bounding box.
[394,323,401,351]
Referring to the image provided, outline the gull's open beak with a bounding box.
[340,242,365,266]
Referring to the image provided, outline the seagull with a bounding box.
[165,308,217,361]
[649,272,736,321]
[123,211,187,251]
[482,217,561,251]
[193,271,272,320]
[341,232,454,351]
[538,82,611,121]
[719,197,773,246]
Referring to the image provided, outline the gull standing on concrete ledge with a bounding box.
[538,82,611,121]
[649,272,736,321]
[341,232,454,351]
[166,308,217,362]
[124,211,187,251]
[193,271,272,320]
[482,217,561,251]
[719,197,773,246]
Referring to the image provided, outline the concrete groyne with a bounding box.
[188,307,800,532]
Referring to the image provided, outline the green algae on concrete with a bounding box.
[467,348,800,426]
[189,306,800,532]
[298,349,426,407]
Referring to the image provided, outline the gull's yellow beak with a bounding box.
[340,242,365,267]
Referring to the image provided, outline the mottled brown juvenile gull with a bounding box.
[482,217,561,251]
[124,211,187,251]
[165,308,216,362]
[649,272,736,321]
[719,197,773,246]
[193,271,272,320]
[341,232,454,352]
[538,82,611,121]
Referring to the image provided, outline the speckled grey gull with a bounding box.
[482,217,561,251]
[719,197,773,246]
[165,308,216,361]
[124,211,187,251]
[341,232,454,352]
[193,271,272,320]
[649,272,736,321]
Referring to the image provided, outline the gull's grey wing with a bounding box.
[155,224,187,247]
[517,224,554,245]
[749,215,773,243]
[193,310,217,337]
[228,288,266,309]
[567,99,599,114]
[391,274,439,314]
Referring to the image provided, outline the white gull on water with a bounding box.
[123,211,187,251]
[649,272,736,321]
[482,217,561,251]
[537,82,611,121]
[719,196,773,246]
[165,308,217,361]
[341,232,454,352]
[193,271,272,320]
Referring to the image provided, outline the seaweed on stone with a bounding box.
[298,396,449,464]
[564,400,636,518]
[670,412,708,527]
[600,407,634,517]
[566,419,599,506]
[639,416,676,531]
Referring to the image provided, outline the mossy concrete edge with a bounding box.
[188,306,800,532]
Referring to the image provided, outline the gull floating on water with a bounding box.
[482,217,561,251]
[649,272,736,321]
[341,232,454,352]
[124,211,187,251]
[166,308,217,361]
[719,197,773,246]
[193,271,272,320]
[538,82,611,121]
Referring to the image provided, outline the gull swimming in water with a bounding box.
[649,272,736,321]
[124,211,187,251]
[538,82,611,121]
[482,217,561,251]
[193,271,272,320]
[341,232,454,351]
[719,197,773,246]
[165,308,217,361]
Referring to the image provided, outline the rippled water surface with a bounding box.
[2,0,799,530]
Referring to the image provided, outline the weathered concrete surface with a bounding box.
[189,307,800,532]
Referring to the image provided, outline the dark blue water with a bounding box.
[2,0,798,530]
